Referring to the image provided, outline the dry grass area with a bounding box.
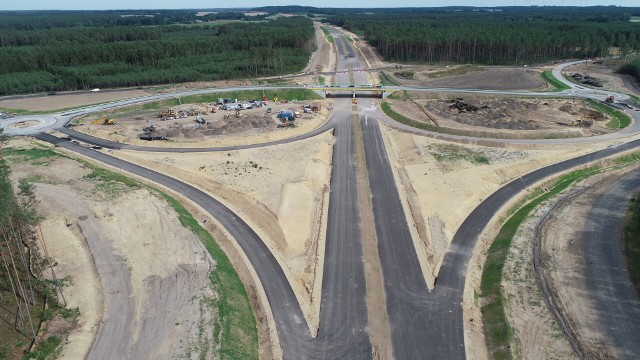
[379,124,614,288]
[387,96,614,138]
[6,138,216,359]
[109,130,334,335]
[74,102,331,148]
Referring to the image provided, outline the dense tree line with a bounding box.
[619,60,640,82]
[0,10,266,30]
[0,140,46,351]
[326,10,640,65]
[0,14,314,95]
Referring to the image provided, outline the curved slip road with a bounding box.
[581,169,640,359]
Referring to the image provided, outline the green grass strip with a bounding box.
[320,26,334,43]
[480,165,602,359]
[587,99,632,129]
[540,70,571,91]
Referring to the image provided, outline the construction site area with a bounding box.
[71,98,328,146]
[386,96,622,138]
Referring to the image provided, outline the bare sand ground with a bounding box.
[387,97,615,138]
[380,124,619,289]
[0,90,152,112]
[7,141,217,359]
[74,104,331,148]
[108,130,334,335]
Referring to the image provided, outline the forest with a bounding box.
[325,8,640,65]
[0,11,314,95]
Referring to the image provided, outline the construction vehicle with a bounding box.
[195,114,205,124]
[159,109,177,120]
[605,96,614,103]
[142,125,157,132]
[102,118,116,125]
[278,110,295,122]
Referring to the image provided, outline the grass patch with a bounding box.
[340,31,353,42]
[317,76,325,85]
[387,90,410,100]
[2,147,59,165]
[429,144,491,165]
[394,71,414,80]
[320,26,334,43]
[540,70,571,91]
[379,72,399,86]
[587,99,632,129]
[24,336,62,360]
[480,165,602,359]
[624,192,640,297]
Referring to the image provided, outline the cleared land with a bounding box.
[108,130,334,334]
[73,100,330,148]
[5,138,222,359]
[385,97,615,138]
[380,124,615,287]
[383,66,547,91]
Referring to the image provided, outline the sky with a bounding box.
[1,0,639,10]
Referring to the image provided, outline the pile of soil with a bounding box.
[423,98,606,130]
[571,73,603,87]
[156,114,276,139]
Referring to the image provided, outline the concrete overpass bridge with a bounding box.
[306,86,397,98]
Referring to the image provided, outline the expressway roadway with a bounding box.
[581,169,640,359]
[5,26,640,360]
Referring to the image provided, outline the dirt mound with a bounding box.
[156,114,275,139]
[422,98,607,130]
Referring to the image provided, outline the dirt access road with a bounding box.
[539,168,640,359]
[8,142,217,360]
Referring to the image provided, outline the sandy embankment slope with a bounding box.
[110,130,334,335]
[9,146,216,359]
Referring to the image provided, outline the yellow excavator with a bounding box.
[91,117,116,125]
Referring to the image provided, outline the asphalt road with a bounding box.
[582,169,640,359]
[14,26,640,360]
